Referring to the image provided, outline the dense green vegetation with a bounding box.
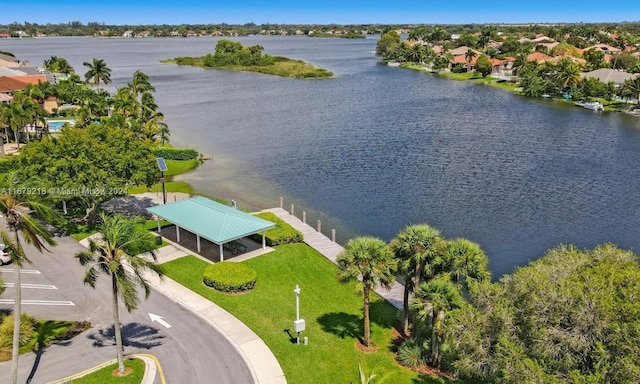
[166,39,333,78]
[151,147,199,160]
[445,243,640,383]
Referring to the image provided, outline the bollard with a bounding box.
[304,336,308,345]
[302,211,306,224]
[317,220,321,233]
[332,229,336,243]
[280,197,283,209]
[290,204,295,216]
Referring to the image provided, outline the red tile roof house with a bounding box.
[450,54,477,71]
[526,52,553,64]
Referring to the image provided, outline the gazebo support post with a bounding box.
[262,232,266,249]
[197,235,201,253]
[219,244,224,262]
[157,218,161,233]
[176,226,181,242]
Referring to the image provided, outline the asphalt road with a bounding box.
[0,236,253,383]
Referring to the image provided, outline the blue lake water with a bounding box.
[4,36,640,277]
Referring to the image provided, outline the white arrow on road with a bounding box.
[149,313,172,328]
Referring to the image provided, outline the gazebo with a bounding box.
[146,196,275,261]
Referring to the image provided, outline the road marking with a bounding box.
[0,299,74,306]
[149,313,172,328]
[2,283,58,290]
[0,268,41,274]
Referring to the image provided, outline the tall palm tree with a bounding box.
[337,237,397,348]
[127,70,155,104]
[75,214,163,374]
[465,49,477,73]
[0,175,57,384]
[556,59,581,93]
[83,58,112,91]
[438,238,490,291]
[410,278,463,367]
[390,224,442,335]
[620,77,640,106]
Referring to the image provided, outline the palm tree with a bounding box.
[126,70,155,104]
[465,49,477,73]
[410,278,463,367]
[337,237,397,348]
[390,224,442,335]
[438,238,490,291]
[0,175,57,384]
[75,214,163,374]
[620,77,640,106]
[83,58,112,91]
[556,59,581,93]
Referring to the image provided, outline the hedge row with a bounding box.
[151,147,199,160]
[250,212,303,246]
[203,262,257,293]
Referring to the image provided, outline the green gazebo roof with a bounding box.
[146,196,275,244]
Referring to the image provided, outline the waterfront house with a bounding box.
[580,68,638,86]
[526,52,553,64]
[0,53,20,67]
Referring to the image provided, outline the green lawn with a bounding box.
[163,159,199,177]
[162,244,458,384]
[68,358,145,384]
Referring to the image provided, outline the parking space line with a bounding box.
[0,268,41,274]
[0,299,74,306]
[2,283,58,290]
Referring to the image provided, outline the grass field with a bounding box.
[162,243,461,384]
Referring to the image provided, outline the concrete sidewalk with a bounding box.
[78,237,287,384]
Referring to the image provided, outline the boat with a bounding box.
[387,61,400,67]
[576,101,604,112]
[541,94,551,98]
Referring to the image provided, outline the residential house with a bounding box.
[122,30,134,38]
[526,52,553,64]
[491,57,515,76]
[0,34,9,39]
[580,68,638,86]
[585,44,621,54]
[0,53,21,67]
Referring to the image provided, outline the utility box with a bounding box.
[294,319,306,333]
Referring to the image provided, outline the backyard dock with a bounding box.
[263,207,404,310]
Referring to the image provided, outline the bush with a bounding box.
[0,313,36,348]
[151,147,199,160]
[0,157,19,174]
[250,212,302,246]
[396,337,427,369]
[203,262,257,293]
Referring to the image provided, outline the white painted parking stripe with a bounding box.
[0,268,41,274]
[2,283,58,290]
[0,300,74,306]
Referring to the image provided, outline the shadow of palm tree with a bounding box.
[369,300,400,330]
[87,322,164,349]
[317,312,362,340]
[27,320,90,383]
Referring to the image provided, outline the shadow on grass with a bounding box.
[369,300,400,330]
[88,322,164,350]
[317,312,362,340]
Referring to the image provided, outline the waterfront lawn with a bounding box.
[68,358,145,384]
[162,244,453,383]
[163,159,199,177]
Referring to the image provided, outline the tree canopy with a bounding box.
[446,243,640,383]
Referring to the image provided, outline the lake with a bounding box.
[4,36,640,277]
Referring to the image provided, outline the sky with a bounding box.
[2,1,639,26]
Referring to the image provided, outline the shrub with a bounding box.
[396,337,427,369]
[203,262,257,293]
[151,147,199,160]
[250,212,303,246]
[0,157,19,174]
[0,313,36,348]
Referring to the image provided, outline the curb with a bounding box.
[47,353,164,384]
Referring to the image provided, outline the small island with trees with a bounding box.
[164,39,334,79]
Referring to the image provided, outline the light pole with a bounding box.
[293,285,305,345]
[156,157,167,204]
